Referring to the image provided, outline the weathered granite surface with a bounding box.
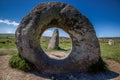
[16,2,100,74]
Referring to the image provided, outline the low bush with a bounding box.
[9,53,33,71]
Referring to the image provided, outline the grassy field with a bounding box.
[99,38,120,62]
[0,34,17,55]
[0,34,120,63]
[40,36,72,53]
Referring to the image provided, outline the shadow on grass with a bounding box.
[28,70,119,80]
[27,58,119,80]
[53,47,68,51]
[9,53,119,80]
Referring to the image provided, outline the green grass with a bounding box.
[1,34,119,72]
[40,40,72,53]
[0,34,16,48]
[0,34,120,63]
[100,42,120,62]
[9,53,33,71]
[0,41,16,48]
[0,49,17,56]
[0,34,17,55]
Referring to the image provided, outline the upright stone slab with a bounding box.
[108,39,115,45]
[16,2,101,74]
[48,29,59,49]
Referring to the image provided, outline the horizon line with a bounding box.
[0,33,120,38]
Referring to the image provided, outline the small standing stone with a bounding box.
[108,39,115,45]
[48,29,60,49]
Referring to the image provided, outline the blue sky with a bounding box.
[0,0,120,37]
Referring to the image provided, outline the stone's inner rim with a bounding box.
[26,20,86,62]
[27,20,75,62]
[37,25,74,61]
[40,27,72,60]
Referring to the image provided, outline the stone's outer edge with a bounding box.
[16,2,101,74]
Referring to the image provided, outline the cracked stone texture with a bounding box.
[16,2,101,74]
[47,29,59,49]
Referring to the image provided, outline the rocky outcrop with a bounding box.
[16,2,101,74]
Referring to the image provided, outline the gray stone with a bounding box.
[108,39,115,45]
[15,2,101,74]
[47,29,59,49]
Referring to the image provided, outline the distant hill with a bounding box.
[0,34,15,40]
[0,34,120,41]
[99,37,120,39]
[41,36,71,42]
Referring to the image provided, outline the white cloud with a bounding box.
[41,28,70,37]
[0,19,19,26]
[7,30,14,34]
[42,29,53,37]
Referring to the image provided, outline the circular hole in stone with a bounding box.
[40,27,72,60]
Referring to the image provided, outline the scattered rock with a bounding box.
[108,39,115,45]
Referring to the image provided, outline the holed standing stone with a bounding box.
[15,2,101,74]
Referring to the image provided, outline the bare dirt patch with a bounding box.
[45,51,69,59]
[0,53,120,80]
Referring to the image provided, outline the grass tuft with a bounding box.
[9,53,33,71]
[100,42,120,63]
